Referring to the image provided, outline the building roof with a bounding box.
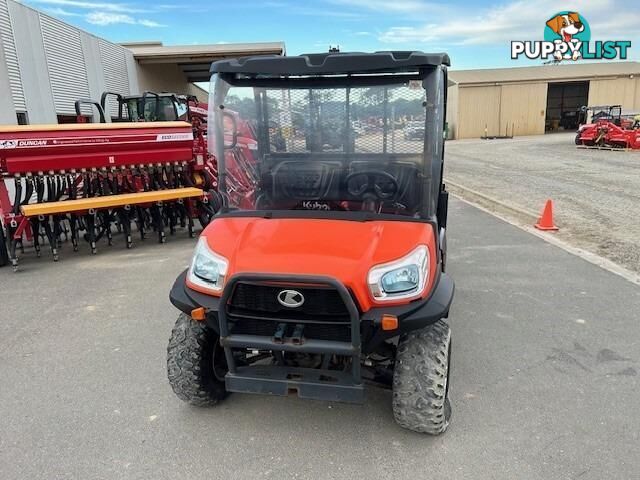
[449,61,640,86]
[211,51,450,75]
[122,41,286,82]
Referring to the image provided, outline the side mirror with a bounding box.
[223,111,238,149]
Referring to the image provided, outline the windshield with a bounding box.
[126,97,179,122]
[210,75,431,218]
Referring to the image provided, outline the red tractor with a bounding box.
[575,105,640,149]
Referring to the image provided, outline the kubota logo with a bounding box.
[511,11,631,62]
[277,289,305,308]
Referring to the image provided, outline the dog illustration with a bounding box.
[546,12,585,60]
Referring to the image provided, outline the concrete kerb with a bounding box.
[446,180,640,287]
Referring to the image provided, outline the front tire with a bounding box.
[0,223,9,267]
[167,313,228,406]
[392,320,452,434]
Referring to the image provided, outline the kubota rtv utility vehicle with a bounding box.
[167,51,455,434]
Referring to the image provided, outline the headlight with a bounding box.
[368,245,429,301]
[381,265,420,293]
[187,238,228,293]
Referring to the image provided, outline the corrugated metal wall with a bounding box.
[445,84,458,140]
[588,78,640,110]
[452,77,640,139]
[0,0,139,123]
[457,86,501,138]
[6,0,56,124]
[40,14,91,115]
[455,83,547,139]
[0,36,17,123]
[99,39,131,117]
[499,83,546,137]
[0,0,25,111]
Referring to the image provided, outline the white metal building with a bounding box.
[447,62,640,139]
[0,0,139,124]
[0,0,284,125]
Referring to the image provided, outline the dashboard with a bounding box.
[259,156,422,213]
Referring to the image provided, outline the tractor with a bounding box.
[576,105,640,149]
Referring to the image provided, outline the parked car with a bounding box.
[403,120,425,140]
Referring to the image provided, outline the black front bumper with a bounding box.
[169,270,454,403]
[169,270,454,347]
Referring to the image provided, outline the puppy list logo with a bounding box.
[511,11,632,62]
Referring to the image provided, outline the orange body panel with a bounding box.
[188,217,438,312]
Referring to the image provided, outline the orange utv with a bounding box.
[167,51,455,434]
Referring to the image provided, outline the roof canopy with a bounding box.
[211,51,451,76]
[122,41,285,83]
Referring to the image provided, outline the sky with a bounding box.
[20,0,640,70]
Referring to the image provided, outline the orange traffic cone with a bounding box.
[535,199,559,231]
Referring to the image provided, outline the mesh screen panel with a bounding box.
[217,78,428,217]
[224,82,426,155]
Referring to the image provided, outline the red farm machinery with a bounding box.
[0,90,258,270]
[575,105,640,150]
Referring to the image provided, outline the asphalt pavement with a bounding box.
[1,198,639,480]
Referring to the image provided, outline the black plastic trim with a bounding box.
[221,335,356,355]
[362,272,454,352]
[211,51,450,75]
[226,365,365,404]
[214,209,435,224]
[169,269,454,354]
[169,270,222,330]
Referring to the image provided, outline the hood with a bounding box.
[199,216,437,311]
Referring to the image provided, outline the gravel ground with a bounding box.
[444,133,640,273]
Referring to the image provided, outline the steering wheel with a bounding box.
[345,170,399,200]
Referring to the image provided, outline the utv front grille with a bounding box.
[228,282,351,322]
[226,281,354,342]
